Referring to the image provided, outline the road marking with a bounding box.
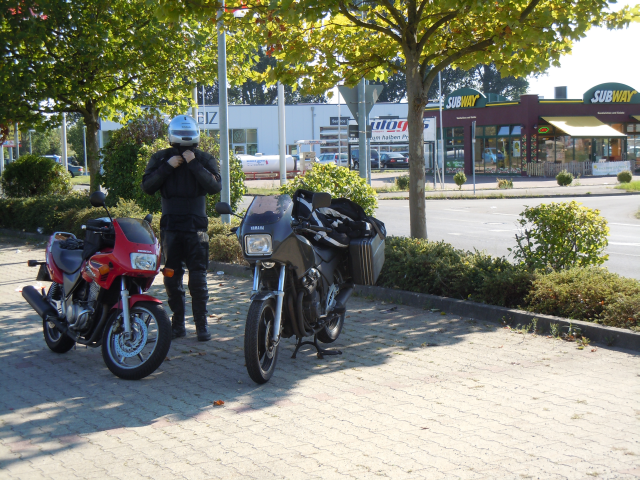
[608,251,640,257]
[608,242,640,246]
[492,213,518,216]
[444,208,469,212]
[447,233,462,236]
[489,229,513,232]
[609,222,640,227]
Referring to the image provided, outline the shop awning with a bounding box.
[632,115,640,121]
[542,116,626,137]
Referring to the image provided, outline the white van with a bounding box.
[316,153,349,167]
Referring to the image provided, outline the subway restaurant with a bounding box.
[425,83,640,176]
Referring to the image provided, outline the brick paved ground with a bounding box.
[1,237,639,479]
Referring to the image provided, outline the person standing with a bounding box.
[142,115,221,341]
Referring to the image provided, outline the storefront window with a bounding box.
[511,126,522,135]
[498,126,510,136]
[229,128,258,155]
[483,137,497,173]
[627,135,639,161]
[574,139,591,162]
[484,126,497,136]
[555,136,573,162]
[474,138,484,174]
[538,136,554,162]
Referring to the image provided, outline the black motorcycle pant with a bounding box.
[161,230,209,319]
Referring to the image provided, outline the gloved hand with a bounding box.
[182,150,196,163]
[168,155,184,168]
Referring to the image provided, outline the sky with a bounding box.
[329,7,640,104]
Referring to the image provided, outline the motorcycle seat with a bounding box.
[51,241,84,274]
[314,244,340,263]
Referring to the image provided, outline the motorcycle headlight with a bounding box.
[244,234,272,256]
[130,253,157,271]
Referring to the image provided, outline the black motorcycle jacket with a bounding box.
[142,147,222,232]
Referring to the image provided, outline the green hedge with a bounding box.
[379,236,640,331]
[0,194,242,264]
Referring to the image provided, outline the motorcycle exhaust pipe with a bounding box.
[331,285,355,315]
[22,286,59,320]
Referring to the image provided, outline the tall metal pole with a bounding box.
[14,123,19,160]
[218,0,231,224]
[202,85,206,136]
[277,81,287,185]
[438,71,445,190]
[61,113,68,171]
[358,80,367,180]
[472,121,476,195]
[192,85,198,121]
[337,86,341,160]
[83,126,88,175]
[29,130,32,154]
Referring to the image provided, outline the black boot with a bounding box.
[194,316,211,341]
[171,315,186,339]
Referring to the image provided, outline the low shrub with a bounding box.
[556,169,573,186]
[280,163,378,215]
[497,178,513,189]
[1,154,72,197]
[395,175,410,190]
[617,170,633,183]
[510,201,609,271]
[378,237,533,307]
[525,267,640,330]
[0,192,90,233]
[453,172,467,190]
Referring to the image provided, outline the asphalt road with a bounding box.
[376,195,640,279]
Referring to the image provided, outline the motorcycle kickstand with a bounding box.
[291,335,342,360]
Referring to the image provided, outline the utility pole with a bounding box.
[437,71,445,190]
[218,0,231,223]
[278,81,287,185]
[192,85,198,121]
[61,113,68,171]
[29,129,34,154]
[472,121,476,195]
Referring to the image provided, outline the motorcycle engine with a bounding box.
[300,268,320,295]
[66,281,100,333]
[303,290,322,322]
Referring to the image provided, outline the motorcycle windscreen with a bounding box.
[245,195,292,226]
[116,218,155,244]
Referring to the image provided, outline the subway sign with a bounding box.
[445,88,487,109]
[583,82,640,104]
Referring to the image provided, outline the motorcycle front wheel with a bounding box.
[244,298,279,384]
[101,302,171,380]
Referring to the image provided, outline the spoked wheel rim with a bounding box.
[257,303,277,375]
[105,307,160,370]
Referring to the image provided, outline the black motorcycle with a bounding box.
[216,191,384,384]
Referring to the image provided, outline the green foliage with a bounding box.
[395,175,410,190]
[30,129,61,157]
[1,155,72,197]
[453,172,467,190]
[556,170,573,186]
[526,267,640,330]
[100,143,143,205]
[135,136,246,217]
[617,170,633,183]
[497,178,513,189]
[67,119,86,162]
[378,237,533,308]
[510,201,609,271]
[615,180,640,192]
[280,163,378,216]
[207,218,244,263]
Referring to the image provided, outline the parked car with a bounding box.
[380,152,408,169]
[317,153,349,167]
[350,149,379,169]
[42,155,84,177]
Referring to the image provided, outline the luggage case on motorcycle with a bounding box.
[349,234,385,285]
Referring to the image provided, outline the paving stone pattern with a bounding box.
[1,238,639,479]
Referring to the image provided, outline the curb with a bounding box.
[206,261,640,352]
[354,285,640,352]
[379,191,640,201]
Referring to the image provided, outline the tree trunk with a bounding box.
[405,58,428,239]
[83,106,101,193]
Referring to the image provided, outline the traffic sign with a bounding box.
[338,85,382,124]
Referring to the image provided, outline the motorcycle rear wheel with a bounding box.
[316,313,345,344]
[102,302,171,380]
[43,318,75,353]
[244,298,279,384]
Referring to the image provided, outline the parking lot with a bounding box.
[1,238,639,479]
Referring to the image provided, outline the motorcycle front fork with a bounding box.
[120,277,132,338]
[254,264,286,344]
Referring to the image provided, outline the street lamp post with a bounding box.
[61,113,68,171]
[218,0,231,224]
[29,129,35,154]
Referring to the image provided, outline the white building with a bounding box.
[99,103,411,157]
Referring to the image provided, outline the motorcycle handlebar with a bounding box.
[83,225,111,233]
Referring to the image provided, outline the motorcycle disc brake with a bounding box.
[113,315,148,358]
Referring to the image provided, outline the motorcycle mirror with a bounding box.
[90,191,106,208]
[144,213,153,224]
[312,192,331,211]
[215,202,233,215]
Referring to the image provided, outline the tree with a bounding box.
[67,119,86,166]
[1,0,255,192]
[198,49,327,105]
[175,0,635,239]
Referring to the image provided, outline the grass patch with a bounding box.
[614,180,640,191]
[245,187,281,195]
[70,175,89,185]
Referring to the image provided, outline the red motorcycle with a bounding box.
[23,192,172,380]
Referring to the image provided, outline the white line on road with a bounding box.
[609,222,640,227]
[447,233,462,236]
[489,229,514,232]
[492,213,519,216]
[608,251,640,257]
[608,242,640,246]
